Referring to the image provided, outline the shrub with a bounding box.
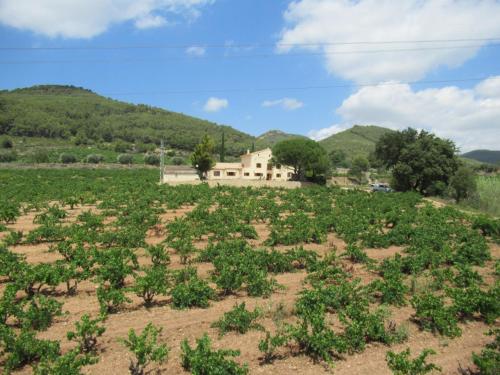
[342,243,371,264]
[114,141,130,153]
[119,323,169,375]
[67,314,106,353]
[21,295,63,331]
[117,154,134,165]
[1,136,13,148]
[144,153,160,166]
[211,303,263,337]
[0,327,60,373]
[472,329,500,375]
[171,275,215,309]
[30,149,50,163]
[145,245,170,267]
[386,348,441,375]
[96,285,131,316]
[258,330,289,364]
[59,153,78,164]
[411,293,461,337]
[132,265,171,307]
[181,333,248,375]
[85,154,104,164]
[171,156,185,165]
[0,201,20,224]
[0,151,17,162]
[33,349,98,375]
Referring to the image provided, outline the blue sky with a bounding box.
[1,0,499,151]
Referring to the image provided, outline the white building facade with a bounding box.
[207,148,294,181]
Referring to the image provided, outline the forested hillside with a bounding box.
[462,150,500,165]
[319,125,393,161]
[0,85,255,155]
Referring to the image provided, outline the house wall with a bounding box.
[163,173,200,183]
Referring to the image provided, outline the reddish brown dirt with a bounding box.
[5,203,499,375]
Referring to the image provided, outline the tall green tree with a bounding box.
[350,156,369,181]
[375,128,459,194]
[220,131,225,162]
[190,135,216,180]
[272,139,330,181]
[449,166,477,203]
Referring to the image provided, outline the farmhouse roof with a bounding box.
[213,162,242,170]
[164,166,198,175]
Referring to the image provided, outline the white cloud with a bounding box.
[262,97,304,110]
[475,76,500,98]
[279,0,500,83]
[203,97,228,112]
[308,76,500,152]
[0,0,214,38]
[186,46,206,56]
[134,14,167,29]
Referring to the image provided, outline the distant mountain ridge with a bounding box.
[255,130,307,149]
[319,125,394,161]
[462,150,500,165]
[0,85,255,156]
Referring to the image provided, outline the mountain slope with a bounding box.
[319,125,393,160]
[0,85,254,156]
[462,150,500,165]
[255,130,307,149]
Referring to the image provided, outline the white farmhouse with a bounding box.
[207,148,294,181]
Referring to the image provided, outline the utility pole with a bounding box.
[160,139,165,184]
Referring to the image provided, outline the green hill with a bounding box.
[462,150,500,165]
[255,130,307,149]
[319,125,393,161]
[0,85,254,156]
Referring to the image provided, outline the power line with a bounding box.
[3,77,494,97]
[2,43,499,65]
[2,37,500,51]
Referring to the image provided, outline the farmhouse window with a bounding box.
[276,174,281,178]
[214,171,221,177]
[227,171,236,176]
[256,163,262,168]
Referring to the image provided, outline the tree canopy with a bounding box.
[272,139,330,181]
[190,135,216,180]
[375,128,460,194]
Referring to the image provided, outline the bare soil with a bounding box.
[5,204,499,375]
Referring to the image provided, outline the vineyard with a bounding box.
[0,169,499,374]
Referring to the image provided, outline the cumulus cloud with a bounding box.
[0,0,214,38]
[134,14,167,29]
[186,46,206,56]
[307,76,500,152]
[279,0,500,83]
[262,98,304,110]
[203,97,228,112]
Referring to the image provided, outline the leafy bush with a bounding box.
[386,348,441,375]
[0,201,20,224]
[1,136,13,148]
[0,151,17,162]
[342,243,371,264]
[67,314,106,353]
[211,303,263,337]
[0,326,60,373]
[144,153,160,166]
[60,153,78,164]
[33,349,98,375]
[258,330,289,364]
[171,156,185,165]
[29,149,50,163]
[411,293,461,337]
[119,323,169,375]
[85,154,104,164]
[20,295,63,331]
[132,265,171,307]
[117,154,134,165]
[472,329,500,375]
[171,275,215,309]
[181,333,248,375]
[96,285,131,316]
[145,245,170,267]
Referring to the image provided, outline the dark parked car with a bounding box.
[370,183,393,192]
